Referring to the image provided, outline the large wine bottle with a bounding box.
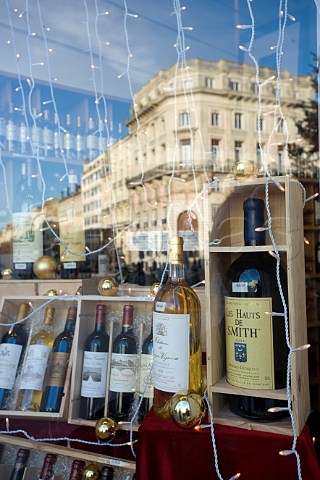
[40,306,77,413]
[80,304,109,420]
[38,453,56,480]
[138,326,153,420]
[100,466,115,479]
[108,305,138,422]
[9,448,30,480]
[17,307,55,411]
[153,236,202,419]
[0,303,30,409]
[225,197,288,420]
[12,158,43,279]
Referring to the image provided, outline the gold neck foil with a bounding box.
[168,236,184,264]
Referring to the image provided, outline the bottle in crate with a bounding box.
[9,448,30,480]
[38,453,57,480]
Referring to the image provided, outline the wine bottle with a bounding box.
[86,117,99,161]
[138,326,153,420]
[0,302,30,409]
[316,236,320,274]
[9,448,30,480]
[98,231,109,276]
[80,304,109,420]
[225,197,288,420]
[31,107,44,156]
[53,112,61,158]
[76,116,85,161]
[98,119,108,156]
[153,236,202,419]
[40,306,77,413]
[18,111,30,155]
[6,102,18,153]
[17,306,56,411]
[38,453,56,480]
[100,466,114,479]
[315,194,320,226]
[0,106,6,147]
[42,109,54,157]
[64,113,75,159]
[108,305,138,422]
[12,157,43,279]
[68,460,86,480]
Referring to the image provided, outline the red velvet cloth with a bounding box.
[136,409,320,480]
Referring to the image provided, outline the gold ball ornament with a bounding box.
[45,289,59,296]
[150,282,161,297]
[233,160,256,179]
[81,464,100,479]
[169,392,206,429]
[97,277,118,296]
[1,268,13,280]
[95,416,118,443]
[33,256,58,279]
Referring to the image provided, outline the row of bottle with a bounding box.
[0,301,153,421]
[1,106,110,161]
[6,447,133,479]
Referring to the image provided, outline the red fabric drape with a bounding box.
[136,409,320,480]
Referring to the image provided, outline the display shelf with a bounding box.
[204,176,310,436]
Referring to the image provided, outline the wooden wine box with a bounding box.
[0,295,79,420]
[68,294,154,428]
[204,176,310,435]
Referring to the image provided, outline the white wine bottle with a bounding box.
[153,236,202,419]
[17,306,56,411]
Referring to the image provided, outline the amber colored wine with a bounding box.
[225,198,288,420]
[40,306,77,412]
[153,236,202,419]
[0,303,30,409]
[80,304,109,420]
[17,307,55,411]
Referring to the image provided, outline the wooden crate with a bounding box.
[0,279,82,297]
[68,295,154,430]
[0,296,79,420]
[204,176,310,435]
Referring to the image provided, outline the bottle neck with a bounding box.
[64,319,75,332]
[169,262,184,280]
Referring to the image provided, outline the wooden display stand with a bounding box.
[204,176,310,435]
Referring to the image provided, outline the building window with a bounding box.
[211,112,219,127]
[180,139,191,168]
[205,77,214,88]
[180,112,190,127]
[278,117,284,133]
[256,143,263,170]
[211,139,220,167]
[234,112,242,129]
[182,79,193,90]
[256,116,263,131]
[230,80,240,91]
[277,146,284,174]
[235,141,242,162]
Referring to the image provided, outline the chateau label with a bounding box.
[225,296,274,389]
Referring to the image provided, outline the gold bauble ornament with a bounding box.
[95,416,118,442]
[1,268,13,280]
[33,256,58,279]
[81,463,100,479]
[97,277,118,296]
[233,161,256,179]
[150,282,161,297]
[45,289,59,296]
[169,392,206,429]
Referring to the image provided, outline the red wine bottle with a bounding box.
[108,305,138,421]
[139,326,153,420]
[80,304,109,420]
[38,453,56,480]
[68,460,86,479]
[225,197,288,420]
[0,303,30,409]
[100,466,114,479]
[9,448,30,480]
[40,306,77,412]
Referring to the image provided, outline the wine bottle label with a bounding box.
[153,311,190,393]
[232,282,248,293]
[44,352,69,387]
[63,262,77,269]
[0,343,23,389]
[19,124,28,142]
[6,122,18,141]
[76,134,85,151]
[43,127,54,146]
[139,354,154,398]
[109,353,138,393]
[20,344,50,390]
[59,217,86,263]
[13,212,43,263]
[64,132,75,149]
[225,296,275,389]
[80,351,108,398]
